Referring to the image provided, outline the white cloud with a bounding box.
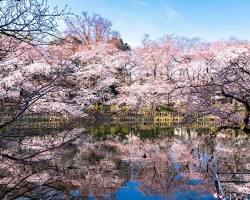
[135,0,148,7]
[165,8,180,21]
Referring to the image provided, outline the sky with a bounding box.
[48,0,250,46]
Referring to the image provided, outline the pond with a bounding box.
[0,120,249,200]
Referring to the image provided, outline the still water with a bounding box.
[0,120,249,199]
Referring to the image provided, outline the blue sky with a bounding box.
[49,0,250,46]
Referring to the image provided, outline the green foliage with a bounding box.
[156,105,174,112]
[110,37,131,51]
[196,127,210,135]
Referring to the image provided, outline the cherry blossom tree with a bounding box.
[65,11,120,44]
[113,36,182,109]
[0,0,69,129]
[177,42,250,133]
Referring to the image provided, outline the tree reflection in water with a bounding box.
[0,123,249,200]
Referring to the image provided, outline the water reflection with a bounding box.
[106,180,215,200]
[0,121,249,199]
